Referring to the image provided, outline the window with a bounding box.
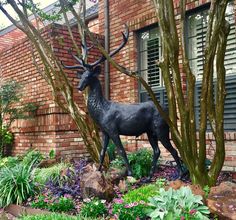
[138,27,167,105]
[187,2,236,130]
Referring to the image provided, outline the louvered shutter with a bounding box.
[147,37,161,88]
[224,4,236,76]
[139,28,167,105]
[188,2,236,131]
[195,17,207,79]
[224,76,236,130]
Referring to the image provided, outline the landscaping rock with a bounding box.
[126,176,137,184]
[80,164,115,201]
[106,167,127,184]
[0,209,15,220]
[189,184,205,198]
[167,179,187,190]
[38,159,57,168]
[167,180,205,199]
[207,182,236,220]
[118,179,128,193]
[5,204,51,218]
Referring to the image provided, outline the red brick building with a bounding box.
[0,0,236,171]
[98,0,236,171]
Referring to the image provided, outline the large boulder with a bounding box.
[166,180,205,199]
[80,164,115,201]
[207,182,236,220]
[106,167,127,184]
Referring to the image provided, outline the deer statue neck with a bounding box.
[87,77,109,123]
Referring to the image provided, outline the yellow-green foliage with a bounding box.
[34,163,71,185]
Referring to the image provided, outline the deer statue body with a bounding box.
[63,26,183,180]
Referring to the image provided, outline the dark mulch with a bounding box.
[139,164,233,185]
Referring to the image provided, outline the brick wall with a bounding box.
[0,17,99,53]
[0,28,26,52]
[0,23,104,159]
[88,17,99,34]
[98,0,236,171]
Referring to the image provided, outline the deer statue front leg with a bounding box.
[110,134,132,176]
[98,132,110,171]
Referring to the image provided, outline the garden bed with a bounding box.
[0,149,235,220]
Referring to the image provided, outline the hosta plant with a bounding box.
[146,186,210,220]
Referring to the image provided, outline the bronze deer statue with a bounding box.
[63,26,183,180]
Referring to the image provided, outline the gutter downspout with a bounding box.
[104,0,110,99]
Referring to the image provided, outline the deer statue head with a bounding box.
[62,24,129,91]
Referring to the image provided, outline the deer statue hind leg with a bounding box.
[146,133,161,181]
[159,135,184,178]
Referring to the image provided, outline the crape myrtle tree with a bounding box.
[71,0,230,187]
[149,0,230,187]
[0,0,109,167]
[80,0,230,187]
[106,0,230,187]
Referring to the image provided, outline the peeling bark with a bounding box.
[151,0,229,186]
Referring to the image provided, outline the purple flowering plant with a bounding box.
[30,160,87,213]
[44,160,87,200]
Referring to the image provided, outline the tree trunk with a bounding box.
[150,0,229,187]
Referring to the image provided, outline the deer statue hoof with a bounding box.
[98,165,102,172]
[141,176,152,183]
[127,170,132,176]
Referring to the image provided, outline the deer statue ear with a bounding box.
[77,71,83,79]
[93,65,101,76]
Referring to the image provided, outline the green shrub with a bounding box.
[0,127,13,153]
[0,156,19,169]
[31,194,75,212]
[107,141,117,161]
[146,186,210,220]
[0,80,37,157]
[21,149,44,166]
[0,160,36,207]
[49,197,75,212]
[111,148,154,179]
[123,183,160,203]
[34,163,71,185]
[18,213,76,220]
[80,198,107,218]
[18,213,95,220]
[49,149,56,159]
[112,182,160,220]
[110,157,124,169]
